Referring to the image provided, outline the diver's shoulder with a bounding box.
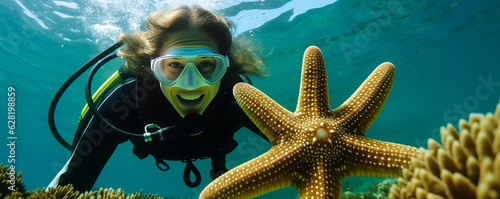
[108,77,137,93]
[96,77,138,105]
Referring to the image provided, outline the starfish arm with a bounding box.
[296,46,330,116]
[332,62,395,136]
[233,82,294,144]
[199,46,417,199]
[338,133,420,177]
[296,161,343,199]
[200,146,297,199]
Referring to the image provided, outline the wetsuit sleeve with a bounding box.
[49,83,133,192]
[57,117,123,192]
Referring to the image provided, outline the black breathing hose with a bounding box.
[84,53,143,137]
[48,41,124,151]
[49,40,208,151]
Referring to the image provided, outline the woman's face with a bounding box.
[157,29,222,117]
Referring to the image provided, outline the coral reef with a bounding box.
[1,164,27,198]
[0,164,171,199]
[341,179,397,199]
[75,187,163,199]
[389,99,500,199]
[27,184,80,199]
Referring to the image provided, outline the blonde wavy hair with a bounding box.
[117,5,266,79]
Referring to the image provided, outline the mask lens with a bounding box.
[161,58,187,81]
[196,57,218,80]
[151,48,229,86]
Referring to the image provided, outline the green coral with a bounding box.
[0,164,179,199]
[1,164,27,198]
[77,187,163,199]
[26,184,79,199]
[340,179,397,199]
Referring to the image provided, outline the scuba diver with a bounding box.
[47,5,268,192]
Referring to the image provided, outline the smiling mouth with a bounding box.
[177,94,205,106]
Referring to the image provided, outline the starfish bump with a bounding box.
[200,46,419,199]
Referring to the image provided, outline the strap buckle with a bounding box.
[143,123,163,142]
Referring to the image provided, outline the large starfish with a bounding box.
[200,46,419,199]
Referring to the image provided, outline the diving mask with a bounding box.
[151,47,230,89]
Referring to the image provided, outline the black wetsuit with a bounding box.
[51,73,265,192]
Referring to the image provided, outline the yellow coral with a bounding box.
[389,99,500,199]
[29,184,80,199]
[2,184,168,199]
[0,164,27,198]
[0,165,166,199]
[78,187,139,199]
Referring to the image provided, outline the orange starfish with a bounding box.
[200,46,419,199]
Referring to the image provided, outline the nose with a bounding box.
[176,63,203,90]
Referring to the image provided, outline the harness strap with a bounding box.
[155,157,170,171]
[183,159,202,188]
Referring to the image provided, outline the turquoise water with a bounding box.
[1,0,499,198]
